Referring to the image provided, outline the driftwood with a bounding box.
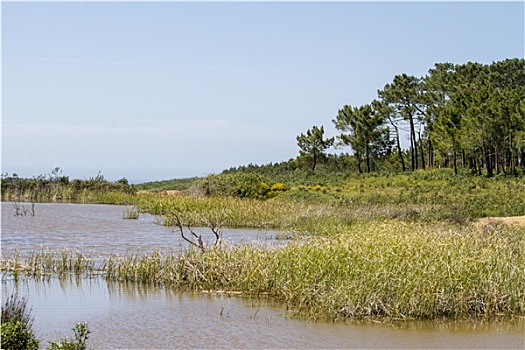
[171,208,225,252]
[13,201,35,217]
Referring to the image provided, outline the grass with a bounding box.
[2,249,96,277]
[3,221,524,321]
[2,169,524,321]
[129,169,524,233]
[122,206,140,219]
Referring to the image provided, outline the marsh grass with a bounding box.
[1,249,96,277]
[131,170,524,234]
[122,206,140,219]
[3,221,524,321]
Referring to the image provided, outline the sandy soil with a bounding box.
[475,216,525,228]
[165,190,182,196]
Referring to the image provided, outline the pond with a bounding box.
[1,202,283,259]
[1,202,524,349]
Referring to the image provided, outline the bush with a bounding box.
[46,322,91,350]
[1,320,40,350]
[271,183,286,191]
[191,173,274,199]
[307,185,322,191]
[1,294,39,350]
[1,294,91,350]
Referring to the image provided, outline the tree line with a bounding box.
[298,58,525,176]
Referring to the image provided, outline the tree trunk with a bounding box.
[469,155,476,174]
[495,149,499,174]
[389,116,406,172]
[365,144,371,173]
[409,115,418,170]
[453,150,458,175]
[485,146,493,177]
[418,130,425,170]
[427,138,434,168]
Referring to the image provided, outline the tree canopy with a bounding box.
[296,125,334,172]
[296,58,525,176]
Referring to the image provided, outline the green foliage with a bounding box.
[296,125,334,171]
[46,322,91,350]
[326,58,525,175]
[221,155,355,189]
[135,177,199,192]
[191,173,276,199]
[1,320,40,350]
[1,294,40,350]
[333,103,391,173]
[1,294,91,349]
[217,164,524,220]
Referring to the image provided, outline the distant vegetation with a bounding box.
[135,177,198,192]
[1,167,135,203]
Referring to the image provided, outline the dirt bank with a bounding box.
[475,216,525,228]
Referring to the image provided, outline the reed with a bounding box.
[1,249,96,277]
[122,206,140,219]
[3,221,523,321]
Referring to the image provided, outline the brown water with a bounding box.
[3,275,523,349]
[1,202,282,259]
[1,202,524,349]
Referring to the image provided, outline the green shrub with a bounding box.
[46,322,91,350]
[191,173,274,199]
[1,320,40,350]
[1,294,40,350]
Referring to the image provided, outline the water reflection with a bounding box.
[2,275,524,349]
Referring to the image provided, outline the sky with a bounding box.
[2,1,524,183]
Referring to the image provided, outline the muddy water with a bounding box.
[1,202,524,349]
[3,275,524,349]
[1,202,282,259]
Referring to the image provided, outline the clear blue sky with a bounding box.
[2,1,523,183]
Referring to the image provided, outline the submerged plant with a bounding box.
[122,206,140,219]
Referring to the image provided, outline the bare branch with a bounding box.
[171,211,205,252]
[170,206,226,252]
